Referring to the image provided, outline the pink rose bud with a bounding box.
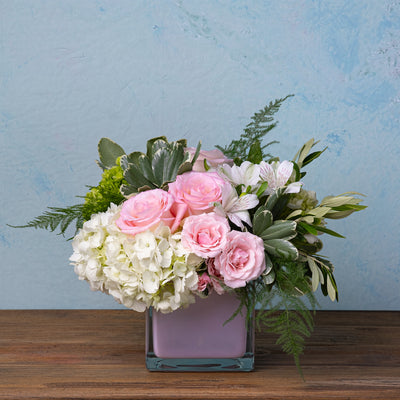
[116,189,180,236]
[214,231,266,289]
[185,148,233,172]
[207,258,226,295]
[197,272,212,292]
[181,212,230,258]
[168,171,226,216]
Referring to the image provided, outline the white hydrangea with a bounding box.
[69,204,202,313]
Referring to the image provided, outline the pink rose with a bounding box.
[214,231,266,289]
[181,212,230,258]
[197,272,211,292]
[168,171,226,216]
[186,148,233,172]
[116,189,181,236]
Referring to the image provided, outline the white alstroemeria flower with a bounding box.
[218,161,261,189]
[259,160,302,195]
[214,184,259,229]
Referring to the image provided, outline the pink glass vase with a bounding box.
[145,292,254,371]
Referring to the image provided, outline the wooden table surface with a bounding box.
[0,310,399,400]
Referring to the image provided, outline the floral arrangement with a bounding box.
[15,97,365,372]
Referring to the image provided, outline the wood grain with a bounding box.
[0,310,399,399]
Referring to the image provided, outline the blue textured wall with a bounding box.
[1,1,399,310]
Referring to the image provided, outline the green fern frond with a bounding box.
[9,204,85,237]
[216,95,293,161]
[237,260,317,379]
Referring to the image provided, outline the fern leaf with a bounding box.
[9,204,84,237]
[216,95,293,161]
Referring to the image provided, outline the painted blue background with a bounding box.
[1,1,399,310]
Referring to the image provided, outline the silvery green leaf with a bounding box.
[260,220,297,241]
[152,147,169,184]
[264,239,298,260]
[325,209,361,219]
[177,161,193,176]
[302,215,314,224]
[124,151,143,167]
[120,183,136,197]
[176,138,187,148]
[327,276,336,301]
[146,136,167,159]
[294,138,318,168]
[308,206,331,218]
[123,163,155,192]
[264,187,286,212]
[318,267,325,285]
[307,257,319,292]
[287,209,303,219]
[138,154,156,183]
[97,138,125,170]
[263,269,275,285]
[264,252,273,275]
[253,208,273,236]
[320,195,362,208]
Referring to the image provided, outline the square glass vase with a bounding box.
[145,292,254,371]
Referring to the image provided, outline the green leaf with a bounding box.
[253,208,273,236]
[260,220,297,241]
[287,209,303,220]
[293,138,318,169]
[264,239,298,260]
[97,138,125,170]
[256,181,269,198]
[320,195,364,208]
[176,161,193,177]
[120,137,193,195]
[152,142,188,185]
[190,141,202,167]
[122,162,156,195]
[123,151,143,166]
[330,204,368,212]
[327,275,337,301]
[292,162,301,181]
[301,147,327,167]
[298,221,318,235]
[264,252,274,275]
[176,138,187,148]
[264,187,286,211]
[146,136,167,159]
[313,225,345,238]
[138,154,156,183]
[247,139,263,164]
[307,257,320,292]
[308,206,332,218]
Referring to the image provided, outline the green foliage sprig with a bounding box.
[9,204,85,237]
[216,94,293,162]
[120,136,200,196]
